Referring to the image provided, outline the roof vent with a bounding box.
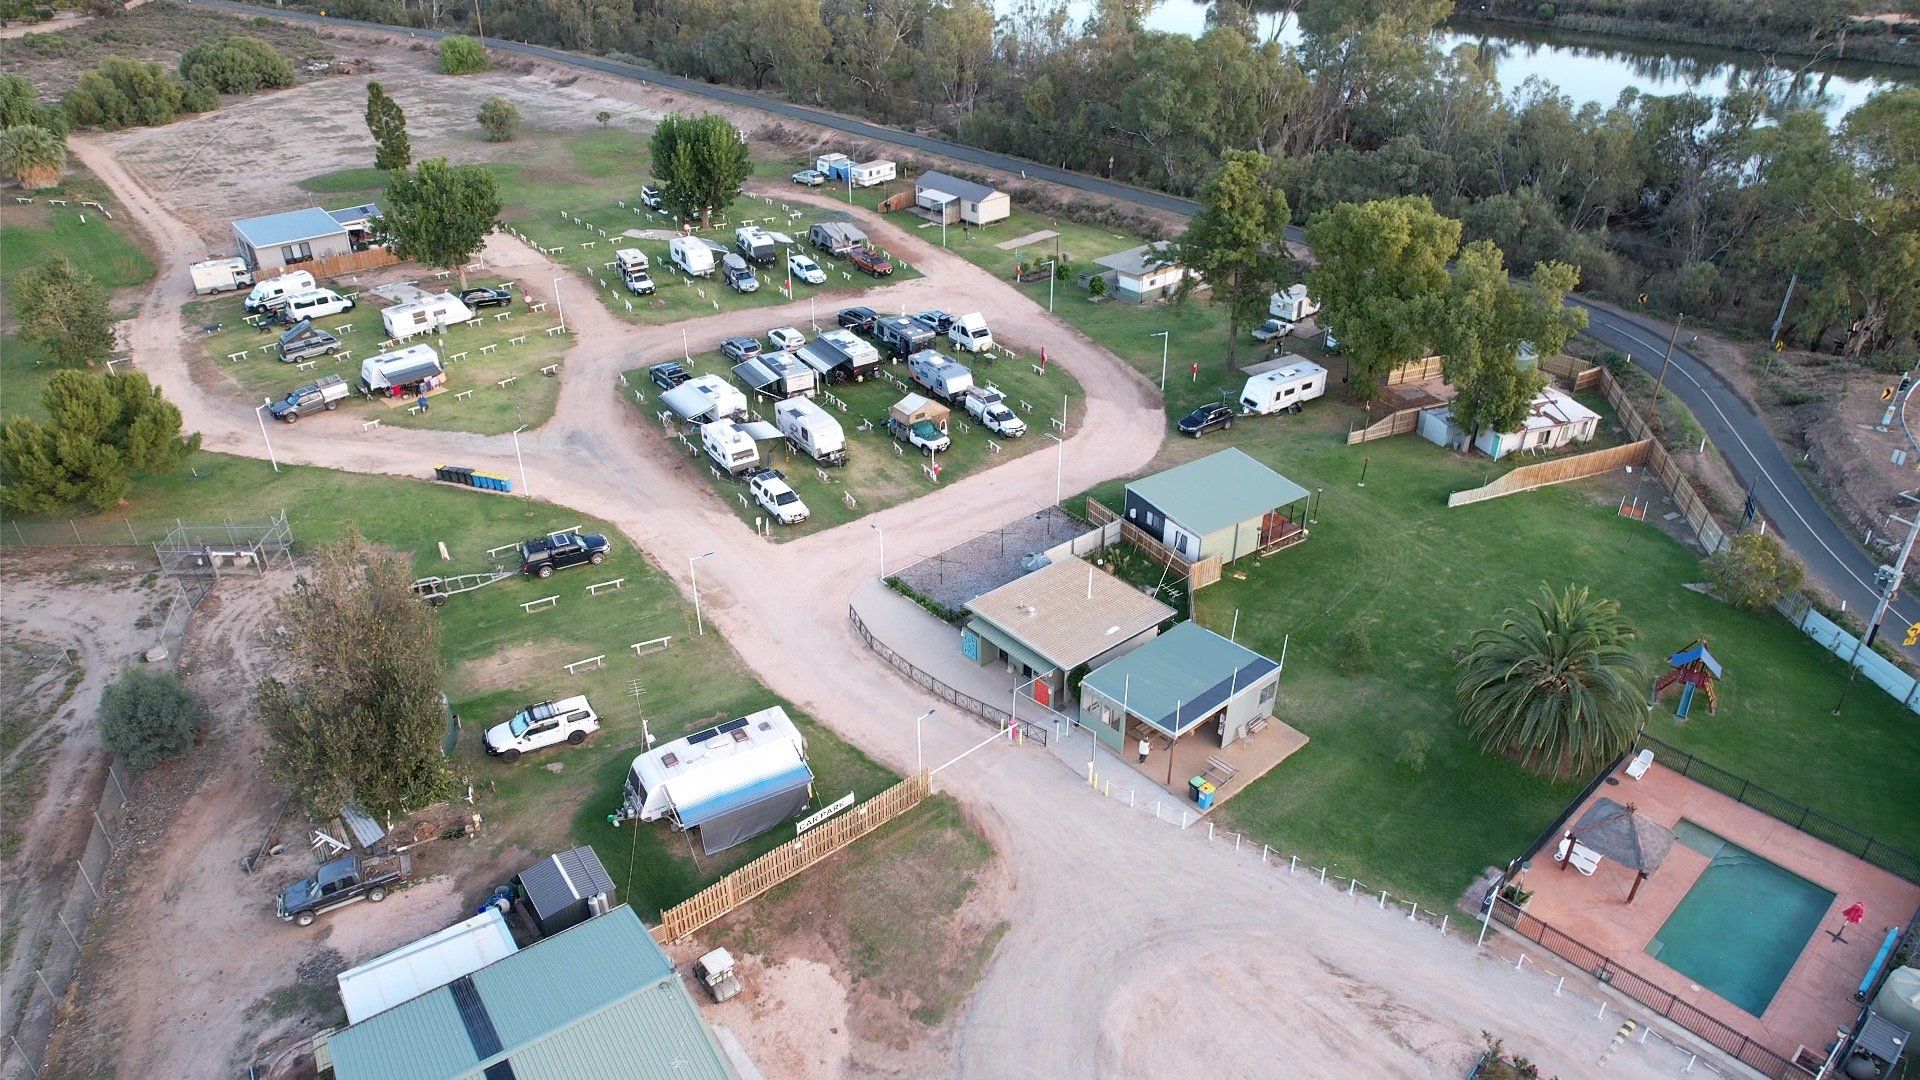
[661,752,680,768]
[731,728,750,743]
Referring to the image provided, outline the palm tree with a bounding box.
[0,125,65,190]
[1456,585,1649,777]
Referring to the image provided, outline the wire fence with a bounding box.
[847,605,1049,745]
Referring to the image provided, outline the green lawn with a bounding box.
[623,343,1081,538]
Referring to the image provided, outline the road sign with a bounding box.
[796,792,855,835]
[1904,622,1919,648]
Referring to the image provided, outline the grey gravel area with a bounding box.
[893,506,1084,611]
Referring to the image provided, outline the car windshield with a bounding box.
[987,406,1012,421]
[508,713,530,737]
[775,491,798,505]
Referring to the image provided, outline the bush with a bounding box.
[1705,531,1803,610]
[0,74,67,135]
[98,668,206,771]
[63,57,200,130]
[1330,626,1374,674]
[1535,2,1556,18]
[1087,273,1107,297]
[179,34,296,95]
[438,35,488,74]
[0,124,65,189]
[477,95,520,142]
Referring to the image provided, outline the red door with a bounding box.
[1032,680,1052,708]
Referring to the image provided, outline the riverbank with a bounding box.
[1450,9,1920,71]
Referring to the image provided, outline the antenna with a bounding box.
[1087,566,1094,600]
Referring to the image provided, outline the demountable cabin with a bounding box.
[613,707,814,854]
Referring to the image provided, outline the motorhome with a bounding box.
[948,312,994,353]
[659,374,749,423]
[1238,355,1327,415]
[1268,283,1320,326]
[612,706,814,854]
[281,288,355,323]
[669,235,717,277]
[773,397,847,465]
[732,352,816,399]
[380,292,473,339]
[190,257,254,295]
[907,349,974,402]
[245,270,317,313]
[359,344,445,396]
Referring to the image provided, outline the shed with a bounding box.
[1123,448,1311,564]
[961,555,1174,708]
[336,908,518,1024]
[1078,622,1281,752]
[322,906,729,1080]
[1094,243,1187,303]
[232,207,353,272]
[913,171,1010,226]
[512,846,616,938]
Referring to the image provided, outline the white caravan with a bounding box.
[669,236,716,277]
[773,397,847,465]
[1238,356,1328,415]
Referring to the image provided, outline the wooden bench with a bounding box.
[1248,716,1270,736]
[1203,756,1240,787]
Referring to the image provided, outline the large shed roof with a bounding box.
[964,556,1173,671]
[1081,622,1279,737]
[233,207,348,249]
[1126,448,1310,536]
[914,170,1002,204]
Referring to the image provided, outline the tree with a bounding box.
[13,259,114,368]
[596,110,612,125]
[1432,241,1587,438]
[365,82,411,172]
[178,34,295,94]
[649,113,751,228]
[1456,585,1649,778]
[0,370,201,513]
[439,35,489,74]
[62,57,200,130]
[1705,531,1803,611]
[379,158,501,286]
[0,124,65,189]
[98,668,206,771]
[1306,196,1460,399]
[1172,150,1292,372]
[0,74,68,135]
[257,530,454,818]
[477,95,521,142]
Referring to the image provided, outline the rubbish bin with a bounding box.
[1189,775,1207,804]
[1197,782,1216,811]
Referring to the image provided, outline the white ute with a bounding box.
[963,385,1026,437]
[750,471,810,525]
[485,696,600,761]
[788,251,826,285]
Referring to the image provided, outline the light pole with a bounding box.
[1150,331,1170,390]
[1044,432,1063,507]
[552,276,568,332]
[914,707,935,774]
[1835,499,1920,714]
[1650,314,1686,423]
[1041,259,1057,313]
[689,551,716,635]
[511,424,531,499]
[255,399,280,473]
[870,522,885,578]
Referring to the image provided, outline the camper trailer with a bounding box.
[381,292,473,339]
[796,331,880,384]
[808,221,868,256]
[850,160,896,187]
[669,236,717,278]
[611,706,814,854]
[659,374,748,424]
[907,349,974,402]
[733,226,786,267]
[190,257,254,295]
[359,344,445,396]
[888,394,951,454]
[874,316,934,359]
[245,270,317,314]
[948,312,994,353]
[1238,356,1328,416]
[701,420,761,476]
[773,397,847,465]
[1268,284,1320,326]
[732,352,816,399]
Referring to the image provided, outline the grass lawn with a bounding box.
[184,281,565,436]
[621,342,1081,538]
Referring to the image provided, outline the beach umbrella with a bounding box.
[1830,901,1867,943]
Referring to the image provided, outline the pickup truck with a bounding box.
[888,415,950,454]
[649,361,691,390]
[276,853,411,926]
[268,374,350,423]
[847,246,893,277]
[963,386,1027,437]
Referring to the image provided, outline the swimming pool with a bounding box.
[1647,821,1835,1016]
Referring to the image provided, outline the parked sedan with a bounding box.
[788,251,826,285]
[836,306,879,333]
[1178,402,1234,437]
[791,169,826,186]
[1251,318,1287,342]
[767,326,806,352]
[720,336,762,362]
[460,285,513,310]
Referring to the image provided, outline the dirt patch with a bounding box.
[0,2,338,97]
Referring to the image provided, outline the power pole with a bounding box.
[1833,500,1920,714]
[1650,313,1685,428]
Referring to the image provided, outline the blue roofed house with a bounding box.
[321,905,732,1080]
[1122,448,1312,565]
[1078,622,1280,754]
[232,204,382,273]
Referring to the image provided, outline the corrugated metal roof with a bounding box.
[517,847,615,922]
[1081,622,1279,736]
[328,907,722,1080]
[338,909,518,1024]
[1126,448,1310,536]
[233,207,348,249]
[964,556,1173,671]
[914,170,1001,204]
[1094,243,1178,278]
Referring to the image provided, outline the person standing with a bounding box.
[1137,737,1150,763]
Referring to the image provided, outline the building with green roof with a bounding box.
[1077,622,1281,753]
[1122,447,1311,564]
[322,905,731,1080]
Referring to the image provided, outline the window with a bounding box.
[1258,681,1277,706]
[280,242,313,265]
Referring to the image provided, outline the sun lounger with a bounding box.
[1568,842,1603,876]
[1625,748,1654,780]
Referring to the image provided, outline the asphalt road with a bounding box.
[195,0,1913,646]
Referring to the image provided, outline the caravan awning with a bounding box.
[667,739,815,828]
[660,383,716,420]
[733,359,779,393]
[740,420,782,441]
[675,761,814,828]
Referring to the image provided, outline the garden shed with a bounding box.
[512,845,616,938]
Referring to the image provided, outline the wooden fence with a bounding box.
[1383,355,1445,385]
[1598,369,1729,553]
[652,772,931,943]
[1538,353,1602,392]
[1084,501,1223,591]
[1345,406,1424,445]
[309,247,400,279]
[1445,439,1652,507]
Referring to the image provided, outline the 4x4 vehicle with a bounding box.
[722,253,759,293]
[276,854,411,926]
[268,374,349,423]
[720,337,761,362]
[837,307,878,334]
[519,531,610,578]
[1251,318,1287,342]
[460,285,513,309]
[847,246,893,277]
[788,251,826,285]
[791,169,826,186]
[640,185,664,210]
[484,696,600,760]
[650,361,691,390]
[624,267,657,296]
[1178,402,1235,437]
[750,471,810,525]
[913,310,955,334]
[767,327,805,352]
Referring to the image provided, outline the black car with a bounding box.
[836,306,879,334]
[649,361,690,390]
[912,310,956,334]
[460,285,513,310]
[720,336,761,362]
[519,531,611,578]
[1178,402,1235,437]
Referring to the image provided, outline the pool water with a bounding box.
[1647,821,1835,1016]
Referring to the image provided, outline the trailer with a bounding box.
[907,349,974,402]
[611,706,815,854]
[409,571,514,606]
[360,344,445,396]
[773,397,848,465]
[660,374,748,424]
[733,352,817,399]
[850,160,896,187]
[809,221,868,256]
[888,393,951,454]
[1268,283,1320,326]
[1238,355,1327,415]
[190,257,254,295]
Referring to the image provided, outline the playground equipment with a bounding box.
[1654,639,1722,718]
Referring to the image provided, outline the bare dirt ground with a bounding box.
[60,53,1721,1078]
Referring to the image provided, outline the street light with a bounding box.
[255,399,280,473]
[914,707,935,774]
[552,276,568,332]
[689,551,716,635]
[1040,258,1057,314]
[1150,331,1170,390]
[870,522,885,578]
[511,424,530,499]
[1043,432,1064,507]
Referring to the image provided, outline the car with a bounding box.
[788,251,826,285]
[1178,402,1235,437]
[484,696,600,761]
[519,531,611,578]
[750,471,810,525]
[791,169,826,186]
[912,310,956,334]
[767,326,805,352]
[276,854,410,926]
[640,184,663,210]
[650,361,691,390]
[1251,318,1287,342]
[837,306,879,333]
[721,337,762,362]
[624,268,657,296]
[1324,328,1341,353]
[722,253,759,293]
[460,285,513,310]
[848,246,893,277]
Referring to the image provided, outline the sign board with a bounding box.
[796,791,855,836]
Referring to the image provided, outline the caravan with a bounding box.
[611,707,814,854]
[907,349,973,402]
[850,160,896,187]
[669,236,717,278]
[773,397,847,465]
[1238,355,1327,415]
[948,312,994,353]
[733,352,816,399]
[1268,284,1320,327]
[381,292,473,339]
[359,344,445,396]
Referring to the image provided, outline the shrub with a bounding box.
[0,74,67,135]
[0,124,65,189]
[178,34,295,95]
[97,668,206,771]
[1705,531,1803,610]
[1330,626,1374,674]
[477,95,520,142]
[596,109,612,125]
[63,57,199,130]
[438,35,488,74]
[1087,273,1107,298]
[1535,2,1556,18]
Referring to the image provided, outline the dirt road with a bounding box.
[68,119,1706,1077]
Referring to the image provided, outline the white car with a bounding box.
[750,471,810,525]
[788,251,826,286]
[484,696,599,761]
[767,326,805,352]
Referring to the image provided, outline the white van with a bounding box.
[948,312,993,353]
[281,288,355,323]
[669,236,716,278]
[245,270,317,314]
[1239,357,1327,416]
[484,696,600,761]
[190,257,253,295]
